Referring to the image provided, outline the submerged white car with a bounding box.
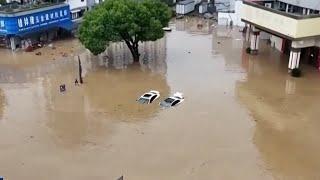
[160,92,184,108]
[137,90,160,104]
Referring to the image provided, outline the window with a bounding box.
[172,100,180,106]
[71,12,78,20]
[150,95,156,103]
[164,98,175,103]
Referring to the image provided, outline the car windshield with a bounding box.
[164,98,175,103]
[138,97,149,104]
[160,98,175,108]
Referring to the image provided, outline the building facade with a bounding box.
[241,0,320,70]
[0,3,72,50]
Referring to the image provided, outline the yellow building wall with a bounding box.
[241,4,320,39]
[296,18,320,38]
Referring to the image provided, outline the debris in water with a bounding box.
[35,52,42,56]
[204,13,214,19]
[25,46,33,52]
[59,84,66,92]
[163,27,172,32]
[75,79,79,86]
[117,176,124,180]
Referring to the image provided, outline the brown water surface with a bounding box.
[0,17,319,180]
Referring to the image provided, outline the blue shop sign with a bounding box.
[0,4,72,36]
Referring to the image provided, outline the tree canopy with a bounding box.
[79,0,171,61]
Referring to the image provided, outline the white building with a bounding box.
[218,0,245,27]
[241,0,320,70]
[65,0,96,21]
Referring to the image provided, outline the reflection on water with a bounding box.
[0,37,169,148]
[236,40,320,179]
[175,17,213,35]
[0,88,5,120]
[45,39,169,147]
[0,17,320,180]
[96,38,167,74]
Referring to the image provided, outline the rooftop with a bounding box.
[0,1,65,14]
[244,0,320,19]
[177,0,194,5]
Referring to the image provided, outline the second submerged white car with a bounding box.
[137,90,160,104]
[160,92,184,108]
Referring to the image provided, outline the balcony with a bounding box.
[241,0,320,40]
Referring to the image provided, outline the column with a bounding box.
[10,36,16,51]
[245,24,251,42]
[249,26,260,54]
[285,4,289,12]
[288,48,301,70]
[307,9,310,15]
[302,8,306,15]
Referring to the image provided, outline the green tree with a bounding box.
[79,0,171,62]
[0,0,6,5]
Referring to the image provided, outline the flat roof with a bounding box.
[0,2,67,15]
[177,0,195,5]
[243,0,320,19]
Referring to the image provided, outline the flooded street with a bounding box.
[0,17,320,180]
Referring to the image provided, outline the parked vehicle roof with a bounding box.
[177,0,195,5]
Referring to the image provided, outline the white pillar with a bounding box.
[245,24,250,42]
[303,8,306,15]
[285,79,296,95]
[10,37,16,51]
[288,48,301,70]
[249,27,260,54]
[307,9,310,15]
[285,4,289,12]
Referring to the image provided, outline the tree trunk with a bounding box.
[132,46,140,62]
[124,40,140,62]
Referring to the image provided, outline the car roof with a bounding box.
[149,90,160,94]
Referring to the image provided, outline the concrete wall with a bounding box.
[279,0,320,11]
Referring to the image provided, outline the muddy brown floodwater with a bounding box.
[0,17,320,180]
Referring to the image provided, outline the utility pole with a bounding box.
[78,55,83,84]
